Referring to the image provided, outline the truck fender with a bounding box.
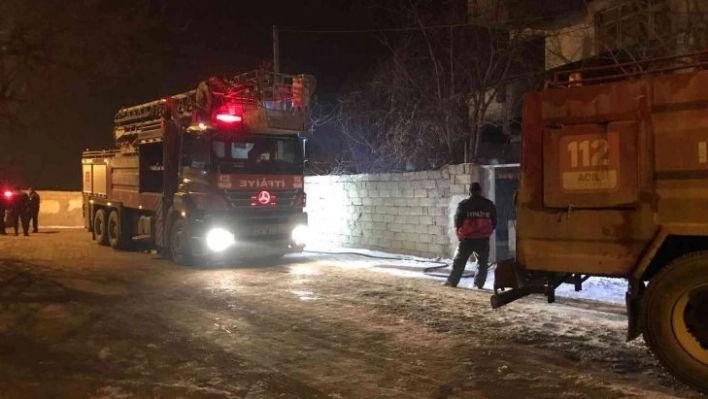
[632,223,708,280]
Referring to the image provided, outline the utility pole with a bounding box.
[272,24,280,110]
[273,25,280,75]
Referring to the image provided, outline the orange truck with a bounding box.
[492,52,708,393]
[82,71,315,264]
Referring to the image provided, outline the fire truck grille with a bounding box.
[222,189,301,208]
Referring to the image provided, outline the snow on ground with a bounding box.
[302,244,626,305]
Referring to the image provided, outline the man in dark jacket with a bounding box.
[0,189,7,235]
[10,186,30,236]
[27,188,40,233]
[445,182,497,289]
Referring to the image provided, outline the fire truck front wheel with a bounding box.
[93,209,109,246]
[641,251,708,394]
[169,219,195,266]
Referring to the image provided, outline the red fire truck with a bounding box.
[81,71,316,264]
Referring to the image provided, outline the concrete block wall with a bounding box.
[36,191,85,227]
[305,164,480,258]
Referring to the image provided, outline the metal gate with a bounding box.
[480,164,519,263]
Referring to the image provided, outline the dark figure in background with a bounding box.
[27,188,40,233]
[11,187,30,236]
[0,191,6,235]
[445,182,497,289]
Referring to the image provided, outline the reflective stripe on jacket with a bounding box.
[455,196,497,239]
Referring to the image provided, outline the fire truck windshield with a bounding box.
[208,136,303,175]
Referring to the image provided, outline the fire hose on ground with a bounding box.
[304,250,495,279]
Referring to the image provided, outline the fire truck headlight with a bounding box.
[291,225,310,246]
[206,228,235,252]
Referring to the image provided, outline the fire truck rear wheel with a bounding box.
[170,219,195,266]
[93,209,109,246]
[108,210,129,250]
[641,251,708,394]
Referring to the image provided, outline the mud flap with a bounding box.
[626,278,645,341]
[89,203,96,241]
[155,196,168,254]
[491,259,527,309]
[493,258,520,292]
[490,260,552,309]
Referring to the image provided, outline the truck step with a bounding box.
[131,235,152,242]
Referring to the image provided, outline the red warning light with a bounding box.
[215,114,242,123]
[214,102,243,124]
[3,191,12,199]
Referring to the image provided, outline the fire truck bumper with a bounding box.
[191,213,309,260]
[203,237,305,261]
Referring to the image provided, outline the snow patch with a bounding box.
[303,244,627,305]
[290,290,321,301]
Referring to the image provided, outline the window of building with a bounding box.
[594,0,671,52]
[686,0,708,49]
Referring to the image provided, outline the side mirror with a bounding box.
[302,138,310,173]
[302,138,309,160]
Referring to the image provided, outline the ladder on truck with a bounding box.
[113,71,316,145]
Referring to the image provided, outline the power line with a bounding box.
[280,10,708,34]
[279,14,562,34]
[280,22,476,34]
[279,21,592,41]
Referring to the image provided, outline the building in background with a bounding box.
[545,0,708,70]
[469,0,708,165]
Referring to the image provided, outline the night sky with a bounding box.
[3,0,394,190]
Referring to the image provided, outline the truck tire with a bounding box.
[169,219,195,266]
[93,209,109,246]
[641,251,708,394]
[108,210,130,250]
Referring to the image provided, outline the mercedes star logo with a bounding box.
[257,190,271,205]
